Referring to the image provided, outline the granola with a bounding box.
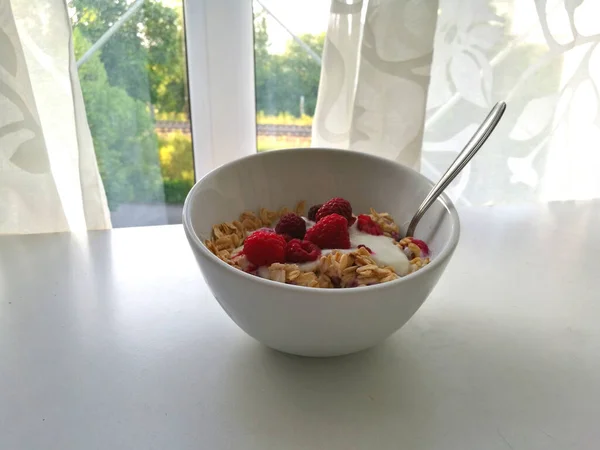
[204,199,431,288]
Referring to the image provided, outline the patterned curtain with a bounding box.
[312,0,439,170]
[0,0,111,234]
[314,0,600,205]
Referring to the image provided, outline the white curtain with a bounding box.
[314,0,600,205]
[312,0,439,170]
[0,0,111,234]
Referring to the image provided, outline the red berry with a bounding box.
[315,197,352,222]
[286,239,321,263]
[275,213,306,239]
[356,214,383,236]
[411,238,430,256]
[243,230,286,266]
[307,204,322,222]
[244,264,258,273]
[305,214,351,249]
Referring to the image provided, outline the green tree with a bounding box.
[71,0,186,115]
[281,33,324,116]
[144,3,187,115]
[254,15,273,114]
[73,28,163,209]
[253,12,324,118]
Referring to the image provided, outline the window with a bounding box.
[70,0,326,228]
[70,0,193,227]
[252,0,329,151]
[69,0,595,227]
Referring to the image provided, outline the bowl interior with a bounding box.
[184,148,459,260]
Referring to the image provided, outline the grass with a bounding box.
[257,135,311,152]
[157,131,311,153]
[156,111,313,127]
[256,111,313,126]
[155,111,188,121]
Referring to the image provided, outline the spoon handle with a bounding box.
[405,101,506,237]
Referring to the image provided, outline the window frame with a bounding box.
[183,0,257,180]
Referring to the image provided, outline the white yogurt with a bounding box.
[348,225,409,276]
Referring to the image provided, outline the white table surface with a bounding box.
[1,201,600,450]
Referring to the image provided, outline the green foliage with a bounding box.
[254,15,324,117]
[158,132,194,182]
[257,135,310,152]
[74,28,163,209]
[163,179,194,204]
[254,16,271,112]
[145,4,187,115]
[155,111,188,121]
[71,2,324,210]
[71,0,186,115]
[256,111,312,126]
[279,33,324,116]
[158,132,194,203]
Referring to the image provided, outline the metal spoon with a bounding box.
[405,101,507,237]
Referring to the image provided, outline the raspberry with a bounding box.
[305,214,351,249]
[307,204,322,222]
[356,214,383,236]
[285,239,321,263]
[275,213,306,239]
[411,238,430,256]
[243,230,286,266]
[315,198,352,222]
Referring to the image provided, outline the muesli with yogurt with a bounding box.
[204,198,430,289]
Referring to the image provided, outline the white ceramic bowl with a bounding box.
[183,148,460,357]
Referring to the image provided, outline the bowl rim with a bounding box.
[182,148,460,294]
